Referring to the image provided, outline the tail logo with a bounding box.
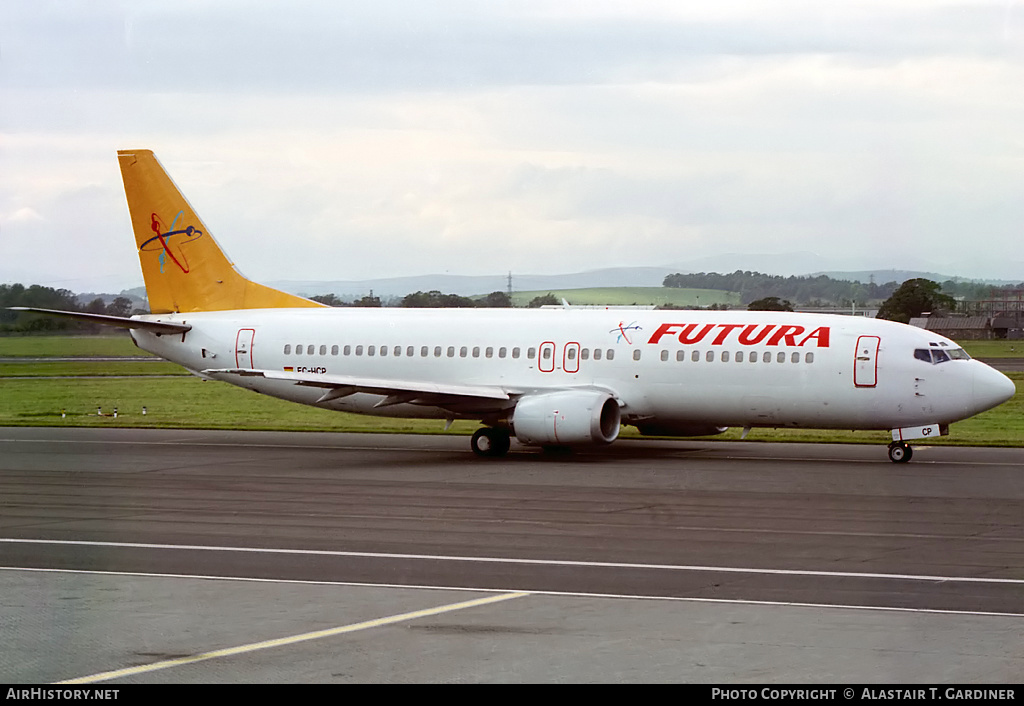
[139,211,203,274]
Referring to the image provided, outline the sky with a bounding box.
[2,0,1023,293]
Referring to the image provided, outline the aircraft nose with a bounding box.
[972,363,1016,413]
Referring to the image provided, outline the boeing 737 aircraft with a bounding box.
[13,150,1017,462]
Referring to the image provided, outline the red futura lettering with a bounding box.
[647,323,831,347]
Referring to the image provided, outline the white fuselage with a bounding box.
[129,308,1015,435]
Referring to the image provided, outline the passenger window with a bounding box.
[395,346,402,357]
[777,352,786,363]
[434,346,442,357]
[528,348,536,359]
[512,347,521,359]
[691,350,700,362]
[721,351,730,362]
[307,345,314,355]
[749,351,757,363]
[633,349,642,361]
[295,345,303,356]
[344,345,351,356]
[460,346,468,358]
[568,348,577,360]
[355,345,363,356]
[763,352,771,363]
[581,348,589,360]
[319,345,327,355]
[284,344,292,354]
[485,347,493,358]
[331,345,339,356]
[676,350,685,362]
[420,346,428,357]
[606,349,615,360]
[368,346,376,356]
[499,347,507,358]
[407,346,414,357]
[706,350,715,362]
[593,348,602,360]
[791,352,800,363]
[447,346,455,357]
[805,352,814,364]
[661,350,669,362]
[735,351,744,363]
[473,346,480,358]
[379,346,387,357]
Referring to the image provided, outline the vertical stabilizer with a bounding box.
[118,149,325,313]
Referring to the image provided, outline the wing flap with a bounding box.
[203,368,513,403]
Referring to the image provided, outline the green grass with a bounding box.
[0,360,189,377]
[1,373,1020,447]
[511,287,739,308]
[0,334,151,358]
[959,340,1024,358]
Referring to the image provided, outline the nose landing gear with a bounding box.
[888,441,913,463]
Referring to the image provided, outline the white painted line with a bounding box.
[54,589,529,684]
[4,566,1022,620]
[2,537,1021,584]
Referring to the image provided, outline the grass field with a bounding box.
[510,287,739,308]
[0,371,1019,446]
[0,333,1020,447]
[0,334,148,358]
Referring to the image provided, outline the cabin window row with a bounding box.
[281,344,620,361]
[658,349,815,364]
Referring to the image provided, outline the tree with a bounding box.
[478,291,512,308]
[527,293,559,308]
[747,296,793,312]
[876,279,957,324]
[107,297,134,318]
[310,293,344,306]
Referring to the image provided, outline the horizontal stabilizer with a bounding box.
[7,307,192,335]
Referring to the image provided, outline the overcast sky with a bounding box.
[2,0,1023,292]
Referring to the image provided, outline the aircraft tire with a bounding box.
[471,427,510,458]
[887,442,913,463]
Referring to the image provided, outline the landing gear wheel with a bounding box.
[471,427,511,458]
[888,442,913,463]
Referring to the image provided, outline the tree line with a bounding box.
[663,270,1023,307]
[0,284,139,333]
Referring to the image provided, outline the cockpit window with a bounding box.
[915,347,969,364]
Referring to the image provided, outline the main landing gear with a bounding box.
[887,441,913,463]
[471,427,511,458]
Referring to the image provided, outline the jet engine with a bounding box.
[512,390,621,446]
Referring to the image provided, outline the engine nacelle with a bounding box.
[512,390,621,447]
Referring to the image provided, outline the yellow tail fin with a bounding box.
[118,149,325,314]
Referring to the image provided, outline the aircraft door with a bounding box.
[854,335,880,388]
[235,328,255,369]
[538,341,556,373]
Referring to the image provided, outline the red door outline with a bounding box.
[854,335,880,388]
[563,342,580,373]
[235,328,255,369]
[538,341,556,373]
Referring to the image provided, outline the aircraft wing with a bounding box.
[203,368,516,409]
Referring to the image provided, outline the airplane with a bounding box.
[11,149,1016,463]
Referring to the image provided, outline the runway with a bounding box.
[1,427,1022,683]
